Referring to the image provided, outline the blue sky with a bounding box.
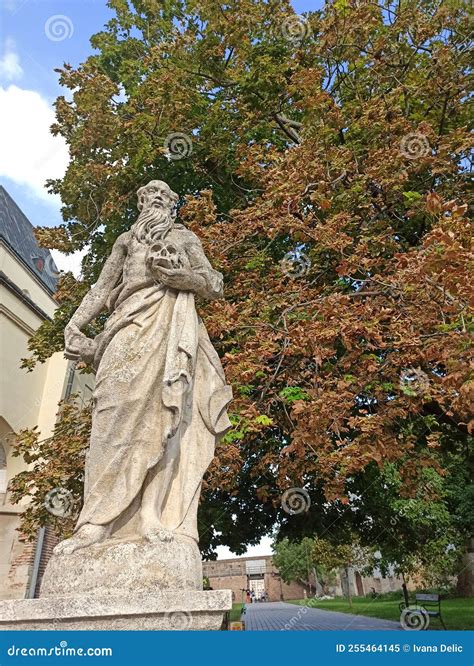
[0,0,115,235]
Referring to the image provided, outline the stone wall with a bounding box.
[203,556,406,602]
[264,572,307,601]
[203,556,307,602]
[0,512,34,600]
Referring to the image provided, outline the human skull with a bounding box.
[147,241,184,272]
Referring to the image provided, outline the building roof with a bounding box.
[0,185,58,294]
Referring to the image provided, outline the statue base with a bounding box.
[0,532,232,630]
[40,530,202,597]
[0,590,232,631]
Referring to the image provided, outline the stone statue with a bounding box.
[40,180,232,596]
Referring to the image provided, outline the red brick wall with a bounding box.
[265,573,307,601]
[0,519,60,600]
[203,556,309,602]
[35,527,59,597]
[0,516,35,599]
[207,574,248,603]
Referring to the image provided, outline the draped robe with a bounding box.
[75,224,232,542]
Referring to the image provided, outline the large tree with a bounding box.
[13,0,472,571]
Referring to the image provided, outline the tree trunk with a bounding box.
[345,567,353,608]
[401,573,410,606]
[312,567,319,596]
[456,536,474,597]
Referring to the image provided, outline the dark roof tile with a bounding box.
[0,185,58,293]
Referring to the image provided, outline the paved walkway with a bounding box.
[243,602,401,631]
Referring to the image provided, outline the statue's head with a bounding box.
[137,180,179,215]
[133,180,179,244]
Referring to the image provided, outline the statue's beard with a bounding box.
[132,205,174,245]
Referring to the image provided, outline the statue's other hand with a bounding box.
[64,322,81,360]
[64,323,97,364]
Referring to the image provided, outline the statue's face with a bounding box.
[137,181,178,213]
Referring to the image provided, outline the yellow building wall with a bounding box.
[0,242,93,599]
[0,243,57,316]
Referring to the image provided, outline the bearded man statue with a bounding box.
[41,180,232,595]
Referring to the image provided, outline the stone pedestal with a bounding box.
[41,532,203,598]
[0,533,232,631]
[0,590,232,631]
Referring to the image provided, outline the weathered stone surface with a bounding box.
[40,531,202,598]
[0,590,232,631]
[0,181,234,629]
[33,181,232,626]
[2,182,232,629]
[51,179,232,567]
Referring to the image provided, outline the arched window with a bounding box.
[0,444,6,494]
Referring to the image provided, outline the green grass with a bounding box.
[287,595,474,630]
[229,603,244,622]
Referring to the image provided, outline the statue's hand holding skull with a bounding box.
[146,241,206,293]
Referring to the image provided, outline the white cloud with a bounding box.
[0,38,23,82]
[0,84,86,278]
[3,0,29,13]
[0,85,69,202]
[50,248,86,279]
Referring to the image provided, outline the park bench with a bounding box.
[399,593,446,630]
